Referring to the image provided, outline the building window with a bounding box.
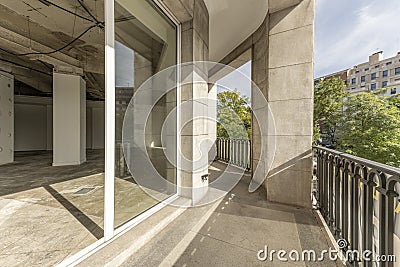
[382,81,388,87]
[361,76,366,82]
[375,65,379,68]
[351,78,356,84]
[371,73,376,80]
[371,83,377,90]
[383,70,388,77]
[355,70,360,74]
[386,61,392,65]
[351,87,356,90]
[364,68,369,71]
[391,88,397,94]
[395,67,400,75]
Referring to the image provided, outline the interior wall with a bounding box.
[46,104,53,150]
[14,96,105,152]
[86,107,93,149]
[0,71,14,164]
[15,103,47,151]
[90,105,105,149]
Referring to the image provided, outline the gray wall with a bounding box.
[0,71,14,164]
[14,95,105,152]
[216,0,315,208]
[15,103,47,151]
[254,0,315,208]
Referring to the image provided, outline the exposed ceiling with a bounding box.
[0,0,106,99]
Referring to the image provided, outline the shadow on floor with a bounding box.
[0,150,105,197]
[122,161,339,267]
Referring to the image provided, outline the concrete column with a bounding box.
[207,84,217,163]
[0,71,14,165]
[180,0,210,204]
[46,104,53,151]
[53,72,86,166]
[252,0,315,208]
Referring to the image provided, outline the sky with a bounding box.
[115,41,134,88]
[217,61,252,99]
[315,0,400,78]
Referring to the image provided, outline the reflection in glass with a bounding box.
[114,0,177,228]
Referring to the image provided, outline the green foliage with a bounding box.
[313,77,348,145]
[314,77,400,167]
[217,89,251,139]
[388,93,400,110]
[338,91,400,167]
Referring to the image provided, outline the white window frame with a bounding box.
[57,0,181,265]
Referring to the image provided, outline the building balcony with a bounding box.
[79,160,339,267]
[0,0,316,266]
[315,146,400,267]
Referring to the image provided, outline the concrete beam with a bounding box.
[0,26,80,66]
[0,62,52,92]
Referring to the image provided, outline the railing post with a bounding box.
[328,155,335,227]
[317,150,323,210]
[334,157,341,237]
[377,180,387,267]
[342,161,349,244]
[384,189,397,267]
[323,152,329,219]
[363,170,374,267]
[351,166,360,257]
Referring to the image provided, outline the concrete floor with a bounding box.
[0,151,167,266]
[122,161,341,267]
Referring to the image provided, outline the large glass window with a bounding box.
[113,0,178,228]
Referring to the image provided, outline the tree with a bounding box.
[217,89,251,139]
[388,93,400,110]
[338,91,400,167]
[314,78,349,146]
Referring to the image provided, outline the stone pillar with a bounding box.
[46,104,53,151]
[179,0,210,204]
[207,84,217,163]
[0,71,14,165]
[53,71,86,166]
[252,0,315,208]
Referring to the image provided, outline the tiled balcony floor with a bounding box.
[122,161,341,267]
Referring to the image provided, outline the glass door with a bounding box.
[113,0,178,228]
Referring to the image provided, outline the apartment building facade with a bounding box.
[317,51,400,96]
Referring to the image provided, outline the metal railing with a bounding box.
[315,146,400,266]
[216,138,251,170]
